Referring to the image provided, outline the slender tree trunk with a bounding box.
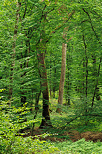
[65,51,71,106]
[52,61,56,98]
[83,35,88,112]
[92,56,101,101]
[8,1,21,104]
[82,8,102,107]
[20,38,30,106]
[56,43,67,113]
[91,57,102,107]
[31,88,41,135]
[49,58,52,98]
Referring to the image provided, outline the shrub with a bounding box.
[0,100,59,154]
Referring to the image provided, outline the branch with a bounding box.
[90,10,101,19]
[87,113,102,117]
[50,10,75,35]
[47,8,55,14]
[81,19,89,24]
[61,113,102,130]
[82,8,102,107]
[22,2,27,19]
[61,115,81,130]
[91,57,102,107]
[82,8,101,45]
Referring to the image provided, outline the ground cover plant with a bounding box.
[0,97,102,154]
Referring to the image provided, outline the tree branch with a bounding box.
[61,113,102,130]
[50,10,75,35]
[82,8,101,45]
[82,8,102,107]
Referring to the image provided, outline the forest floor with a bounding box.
[23,127,102,143]
[21,98,102,144]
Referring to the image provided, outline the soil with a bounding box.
[22,128,102,143]
[63,130,102,142]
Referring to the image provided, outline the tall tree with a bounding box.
[56,31,67,113]
[9,1,21,105]
[36,3,52,128]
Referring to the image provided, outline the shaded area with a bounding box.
[21,128,102,143]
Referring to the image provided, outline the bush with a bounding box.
[0,100,59,154]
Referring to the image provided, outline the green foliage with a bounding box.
[0,100,59,154]
[0,136,59,154]
[54,138,102,154]
[0,100,102,154]
[0,0,102,153]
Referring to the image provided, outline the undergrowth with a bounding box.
[53,139,102,154]
[0,91,102,154]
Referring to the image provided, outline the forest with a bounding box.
[0,0,102,153]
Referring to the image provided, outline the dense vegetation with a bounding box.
[0,0,102,153]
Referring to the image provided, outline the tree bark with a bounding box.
[37,48,52,128]
[35,2,52,127]
[56,43,67,113]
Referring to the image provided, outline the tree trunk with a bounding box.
[83,34,88,114]
[8,1,21,104]
[37,50,52,128]
[37,2,52,128]
[91,57,102,107]
[92,56,101,101]
[49,58,52,98]
[56,43,67,113]
[20,38,30,106]
[52,61,56,98]
[65,51,71,106]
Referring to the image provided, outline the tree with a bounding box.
[56,32,67,113]
[9,1,21,106]
[0,0,102,131]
